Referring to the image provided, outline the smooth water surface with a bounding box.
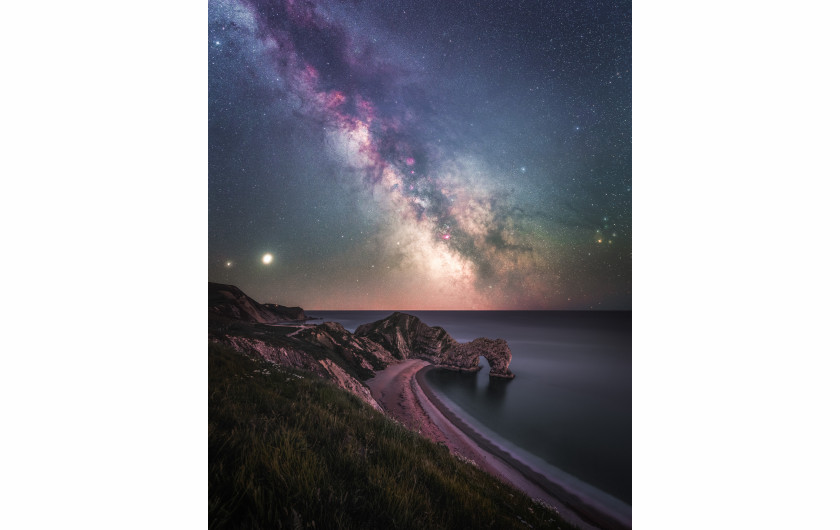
[307,310,632,506]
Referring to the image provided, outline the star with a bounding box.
[207,0,631,309]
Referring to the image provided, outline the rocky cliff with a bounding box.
[293,321,399,373]
[354,312,458,360]
[209,286,515,413]
[209,282,308,323]
[217,333,383,412]
[356,312,515,379]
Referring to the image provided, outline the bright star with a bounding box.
[262,253,273,264]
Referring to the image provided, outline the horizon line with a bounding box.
[303,308,632,312]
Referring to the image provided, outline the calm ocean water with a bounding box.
[306,310,632,507]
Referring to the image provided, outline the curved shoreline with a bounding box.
[366,360,630,530]
[414,365,631,530]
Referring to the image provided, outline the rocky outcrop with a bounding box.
[355,312,458,361]
[317,358,383,412]
[356,312,515,379]
[294,322,399,374]
[449,338,515,379]
[213,334,383,412]
[209,282,308,323]
[208,283,396,410]
[209,284,515,417]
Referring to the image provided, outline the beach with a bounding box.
[366,360,630,530]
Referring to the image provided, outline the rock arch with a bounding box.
[448,337,514,379]
[355,312,515,379]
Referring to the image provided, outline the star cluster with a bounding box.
[209,0,631,309]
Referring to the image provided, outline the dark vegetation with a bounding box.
[209,313,375,381]
[209,342,576,529]
[209,314,297,338]
[209,282,307,322]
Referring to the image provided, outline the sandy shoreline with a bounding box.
[366,360,630,530]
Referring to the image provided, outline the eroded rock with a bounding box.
[294,321,399,374]
[213,334,383,412]
[356,312,515,379]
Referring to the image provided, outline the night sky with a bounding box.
[209,0,631,310]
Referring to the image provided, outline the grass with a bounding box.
[208,314,375,381]
[208,314,299,339]
[209,342,577,529]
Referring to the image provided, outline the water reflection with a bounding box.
[427,367,479,394]
[485,376,510,405]
[313,310,632,505]
[426,367,510,413]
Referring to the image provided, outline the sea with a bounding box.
[305,310,632,512]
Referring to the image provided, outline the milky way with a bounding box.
[209,0,631,309]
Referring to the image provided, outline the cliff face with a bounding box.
[209,283,384,410]
[209,286,515,414]
[356,312,515,379]
[355,312,458,361]
[212,330,384,412]
[209,282,308,323]
[450,338,515,378]
[293,322,399,373]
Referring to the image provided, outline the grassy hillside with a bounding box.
[209,342,576,529]
[208,313,376,382]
